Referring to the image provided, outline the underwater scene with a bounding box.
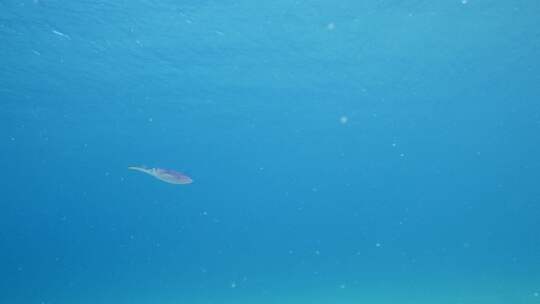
[1,0,539,303]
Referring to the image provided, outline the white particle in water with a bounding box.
[327,22,335,31]
[339,116,348,124]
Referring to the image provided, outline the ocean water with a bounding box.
[1,0,539,303]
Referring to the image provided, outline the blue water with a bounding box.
[1,1,540,303]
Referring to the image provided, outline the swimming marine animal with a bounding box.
[128,166,193,184]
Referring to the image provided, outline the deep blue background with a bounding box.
[1,0,539,303]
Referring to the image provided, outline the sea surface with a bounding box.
[1,1,539,303]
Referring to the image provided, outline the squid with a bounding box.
[128,166,193,185]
